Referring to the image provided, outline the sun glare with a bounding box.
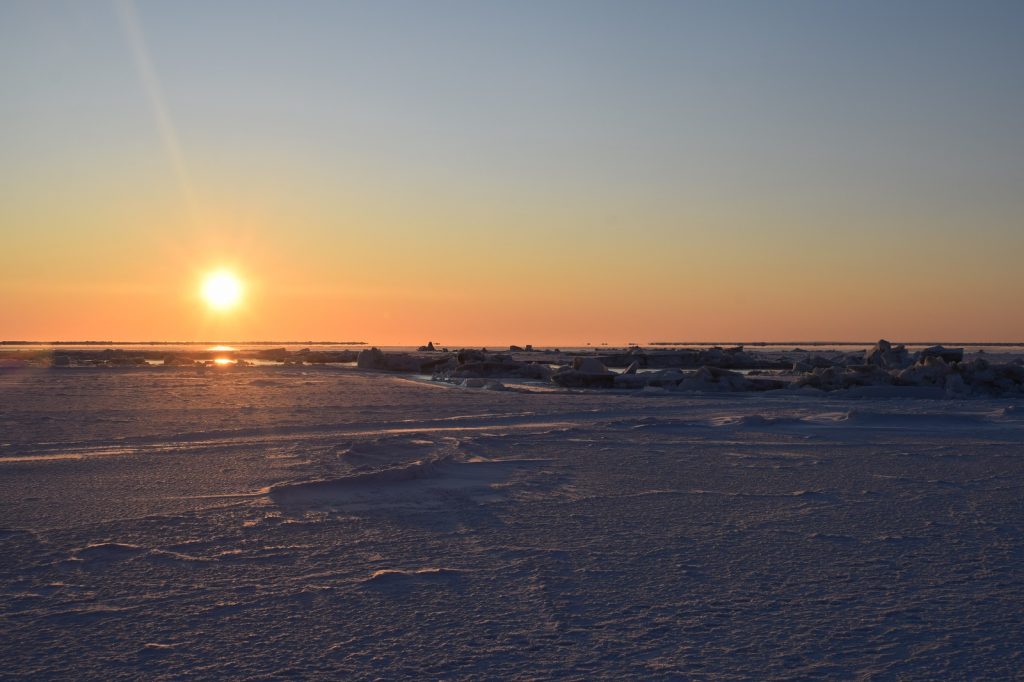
[201,271,243,311]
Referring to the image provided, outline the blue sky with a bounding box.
[2,1,1023,342]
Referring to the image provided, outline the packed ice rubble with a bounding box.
[429,340,1022,397]
[791,340,1019,396]
[428,347,763,391]
[5,339,1022,397]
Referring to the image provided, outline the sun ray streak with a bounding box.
[115,0,199,226]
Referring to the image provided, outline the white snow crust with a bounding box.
[2,365,1023,679]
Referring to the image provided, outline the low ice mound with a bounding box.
[73,542,147,563]
[1000,405,1024,419]
[144,549,215,564]
[551,358,617,388]
[600,416,694,431]
[802,409,994,429]
[678,366,753,392]
[836,385,947,399]
[800,412,854,425]
[267,448,549,510]
[433,350,552,382]
[707,409,1002,432]
[622,418,704,432]
[864,339,912,369]
[615,369,686,390]
[710,414,804,428]
[687,488,833,500]
[459,378,506,390]
[920,345,965,363]
[140,642,178,652]
[357,347,423,372]
[336,435,439,469]
[270,455,455,504]
[360,567,464,587]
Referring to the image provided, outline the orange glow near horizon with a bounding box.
[4,3,1024,346]
[3,181,1021,345]
[2,235,1022,346]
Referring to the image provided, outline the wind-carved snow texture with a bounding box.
[2,367,1024,678]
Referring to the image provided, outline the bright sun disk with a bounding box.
[202,271,243,310]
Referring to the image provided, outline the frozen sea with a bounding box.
[2,364,1023,679]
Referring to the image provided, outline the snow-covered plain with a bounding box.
[2,365,1023,679]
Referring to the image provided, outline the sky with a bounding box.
[2,0,1023,345]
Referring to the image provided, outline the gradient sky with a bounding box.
[2,0,1023,345]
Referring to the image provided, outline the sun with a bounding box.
[201,270,243,310]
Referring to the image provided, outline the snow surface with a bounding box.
[2,366,1023,679]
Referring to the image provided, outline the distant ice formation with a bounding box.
[4,340,1022,397]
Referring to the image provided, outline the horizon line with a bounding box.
[4,340,1024,348]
